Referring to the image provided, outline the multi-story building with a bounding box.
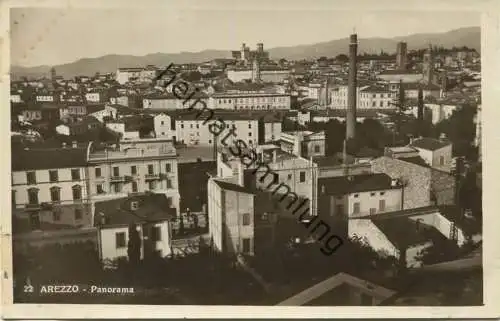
[174,112,282,147]
[226,66,290,83]
[409,137,453,173]
[371,150,455,210]
[116,67,158,85]
[94,193,176,261]
[87,139,180,213]
[330,84,395,109]
[217,145,319,216]
[318,173,403,219]
[209,92,291,110]
[11,143,92,230]
[207,177,256,255]
[143,92,209,110]
[280,130,326,158]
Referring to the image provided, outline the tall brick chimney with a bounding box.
[346,33,358,140]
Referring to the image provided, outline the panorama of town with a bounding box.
[11,33,482,305]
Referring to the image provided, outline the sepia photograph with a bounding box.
[1,0,498,318]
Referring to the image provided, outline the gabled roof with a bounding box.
[318,173,396,195]
[12,145,89,171]
[213,179,256,195]
[372,216,444,248]
[94,193,176,228]
[411,137,450,151]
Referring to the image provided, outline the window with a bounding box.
[354,194,359,198]
[196,124,199,129]
[208,140,212,144]
[439,156,444,166]
[53,211,61,221]
[314,145,320,153]
[190,124,193,129]
[113,167,119,177]
[248,123,252,129]
[49,170,58,182]
[50,187,60,202]
[75,209,83,220]
[30,213,40,230]
[336,204,344,216]
[287,173,292,180]
[370,208,377,215]
[132,181,138,192]
[113,183,122,193]
[152,226,162,241]
[130,201,139,210]
[160,121,164,125]
[166,179,172,189]
[353,202,360,214]
[26,171,36,185]
[27,188,39,205]
[181,124,184,129]
[95,168,101,177]
[131,166,137,175]
[379,199,386,212]
[72,185,82,201]
[71,169,80,180]
[370,192,375,196]
[148,164,154,175]
[96,184,104,194]
[242,213,251,226]
[248,132,252,137]
[148,180,156,190]
[299,171,306,182]
[242,238,251,254]
[115,232,126,248]
[380,192,385,196]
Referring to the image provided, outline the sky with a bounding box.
[10,7,480,67]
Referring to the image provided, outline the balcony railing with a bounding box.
[25,203,41,211]
[110,176,125,183]
[145,173,161,181]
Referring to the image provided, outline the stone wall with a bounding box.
[371,156,431,210]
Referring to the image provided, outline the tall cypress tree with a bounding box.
[127,224,141,266]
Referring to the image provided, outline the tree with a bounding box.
[334,54,349,63]
[127,224,142,266]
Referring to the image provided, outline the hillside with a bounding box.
[11,26,479,79]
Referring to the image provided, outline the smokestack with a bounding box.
[346,33,358,140]
[417,85,424,137]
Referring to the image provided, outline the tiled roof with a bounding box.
[411,137,450,151]
[318,173,396,195]
[372,216,444,248]
[12,145,89,171]
[94,193,176,228]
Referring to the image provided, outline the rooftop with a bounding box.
[372,216,444,248]
[318,173,396,195]
[12,145,89,171]
[94,193,176,228]
[410,137,451,151]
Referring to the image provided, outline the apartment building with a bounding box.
[280,130,326,158]
[11,144,92,230]
[210,92,290,110]
[143,92,209,110]
[87,139,180,213]
[94,193,176,261]
[174,112,282,147]
[207,177,256,255]
[116,66,158,85]
[330,85,395,109]
[216,145,319,216]
[318,173,403,219]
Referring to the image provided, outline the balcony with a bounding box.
[25,203,41,211]
[145,173,161,181]
[110,176,125,183]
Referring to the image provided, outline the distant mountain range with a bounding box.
[11,26,479,79]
